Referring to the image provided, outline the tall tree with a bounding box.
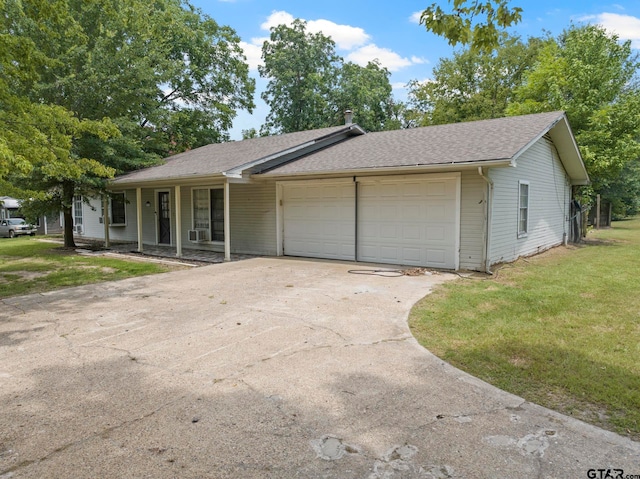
[507,25,640,209]
[259,20,398,134]
[419,0,523,52]
[259,19,341,134]
[1,0,255,246]
[407,34,546,126]
[332,61,397,132]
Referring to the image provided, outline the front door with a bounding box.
[158,191,171,244]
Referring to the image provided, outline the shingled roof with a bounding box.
[261,111,582,176]
[111,111,588,186]
[113,125,361,184]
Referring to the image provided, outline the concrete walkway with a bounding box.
[0,258,638,478]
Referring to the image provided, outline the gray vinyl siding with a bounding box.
[177,182,277,255]
[108,190,138,242]
[489,137,570,265]
[141,189,157,244]
[459,170,487,271]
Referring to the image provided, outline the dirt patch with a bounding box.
[1,271,48,281]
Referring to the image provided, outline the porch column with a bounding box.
[175,185,182,258]
[136,187,143,252]
[224,180,231,262]
[103,196,110,248]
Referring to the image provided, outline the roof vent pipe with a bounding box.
[344,110,353,126]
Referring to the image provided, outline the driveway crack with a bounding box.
[0,395,185,476]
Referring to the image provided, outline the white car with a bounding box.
[0,218,37,238]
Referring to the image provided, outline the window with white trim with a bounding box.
[192,188,224,242]
[73,195,83,227]
[110,192,126,225]
[518,181,529,238]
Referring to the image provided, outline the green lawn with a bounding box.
[0,237,184,298]
[409,218,640,440]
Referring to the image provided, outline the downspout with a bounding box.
[478,167,494,274]
[354,176,358,262]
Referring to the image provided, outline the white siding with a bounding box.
[489,137,570,265]
[141,189,157,244]
[77,197,100,238]
[459,170,486,271]
[79,193,137,242]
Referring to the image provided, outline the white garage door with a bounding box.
[282,181,355,261]
[358,174,460,269]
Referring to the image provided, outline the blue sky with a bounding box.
[189,0,640,138]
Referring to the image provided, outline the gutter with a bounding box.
[478,166,494,275]
[255,158,513,181]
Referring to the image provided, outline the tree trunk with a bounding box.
[62,181,76,248]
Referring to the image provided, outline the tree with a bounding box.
[407,34,546,125]
[260,19,341,134]
[419,0,523,52]
[332,61,397,132]
[1,0,255,246]
[259,20,399,134]
[507,25,640,211]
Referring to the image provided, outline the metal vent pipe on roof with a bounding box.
[344,110,353,125]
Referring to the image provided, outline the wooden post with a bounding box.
[224,181,231,262]
[608,202,613,227]
[103,196,110,248]
[175,185,182,258]
[136,188,144,252]
[595,194,601,229]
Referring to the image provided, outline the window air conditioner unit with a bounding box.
[188,229,208,242]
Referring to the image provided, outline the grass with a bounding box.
[0,237,185,298]
[409,217,640,440]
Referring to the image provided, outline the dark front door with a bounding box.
[158,191,171,244]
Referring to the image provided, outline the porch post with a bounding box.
[224,180,231,262]
[136,187,143,252]
[103,196,110,248]
[175,185,182,258]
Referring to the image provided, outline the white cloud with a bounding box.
[260,11,295,30]
[255,10,425,72]
[306,19,370,50]
[239,41,263,71]
[588,12,640,48]
[346,44,413,72]
[391,82,409,91]
[260,11,369,50]
[410,11,423,24]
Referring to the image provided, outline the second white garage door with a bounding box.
[357,174,460,269]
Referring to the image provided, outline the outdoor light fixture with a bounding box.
[145,201,151,207]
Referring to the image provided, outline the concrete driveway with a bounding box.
[1,258,638,478]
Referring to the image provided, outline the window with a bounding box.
[518,181,529,238]
[73,195,83,227]
[110,192,126,225]
[192,188,225,242]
